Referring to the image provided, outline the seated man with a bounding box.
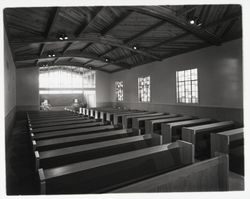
[40,99,52,111]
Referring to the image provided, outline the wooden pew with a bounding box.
[211,128,244,175]
[32,128,140,151]
[28,115,81,123]
[132,114,178,133]
[31,124,117,140]
[30,121,104,134]
[112,153,229,192]
[123,112,164,129]
[38,140,194,194]
[106,110,144,124]
[145,116,193,135]
[113,111,154,126]
[28,112,77,119]
[28,116,86,126]
[28,111,73,117]
[161,118,213,144]
[182,121,235,159]
[35,134,161,170]
[29,118,97,129]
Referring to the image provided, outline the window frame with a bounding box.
[115,81,124,102]
[138,75,151,103]
[176,68,199,104]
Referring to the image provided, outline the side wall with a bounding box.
[4,29,16,143]
[110,39,243,124]
[96,70,111,107]
[15,69,111,110]
[16,67,40,111]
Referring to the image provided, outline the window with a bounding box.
[138,76,150,102]
[39,66,95,94]
[115,81,123,101]
[176,68,198,103]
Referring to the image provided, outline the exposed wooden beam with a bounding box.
[63,7,104,54]
[111,11,242,68]
[176,5,199,16]
[34,60,39,67]
[100,10,132,35]
[204,11,241,29]
[3,11,16,60]
[40,7,60,56]
[52,57,59,65]
[16,61,110,73]
[83,10,133,64]
[220,19,237,38]
[12,33,161,61]
[100,20,165,57]
[80,42,92,52]
[131,6,222,46]
[15,50,131,69]
[75,7,103,37]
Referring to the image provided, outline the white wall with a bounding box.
[16,67,40,111]
[4,30,16,116]
[109,39,243,123]
[4,29,16,143]
[96,70,111,107]
[110,39,243,108]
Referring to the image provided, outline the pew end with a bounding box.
[32,140,37,151]
[112,153,229,192]
[131,128,141,135]
[38,168,46,194]
[35,151,40,171]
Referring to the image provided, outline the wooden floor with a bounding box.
[5,116,244,195]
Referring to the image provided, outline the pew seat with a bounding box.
[32,124,118,140]
[30,121,104,133]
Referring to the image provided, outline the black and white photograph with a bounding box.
[1,0,249,198]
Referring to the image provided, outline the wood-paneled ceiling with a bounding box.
[4,5,242,73]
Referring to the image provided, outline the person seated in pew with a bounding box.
[40,100,52,111]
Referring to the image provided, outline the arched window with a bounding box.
[39,66,95,94]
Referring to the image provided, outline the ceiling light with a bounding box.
[188,17,202,27]
[48,54,52,57]
[52,54,56,57]
[105,58,109,62]
[57,33,68,41]
[189,19,195,25]
[133,45,137,50]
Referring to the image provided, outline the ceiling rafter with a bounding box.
[176,5,199,16]
[39,7,60,57]
[220,18,237,38]
[16,61,110,72]
[15,50,131,69]
[81,10,133,67]
[11,33,161,61]
[109,11,242,72]
[130,6,222,46]
[62,7,104,54]
[99,20,166,58]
